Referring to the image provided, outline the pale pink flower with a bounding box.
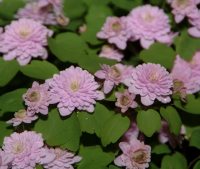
[115,89,138,113]
[0,149,13,169]
[114,139,151,169]
[46,66,104,116]
[43,148,81,169]
[23,82,51,115]
[127,5,175,49]
[2,131,50,169]
[171,55,200,94]
[95,64,134,94]
[0,19,53,65]
[123,122,139,141]
[168,0,199,23]
[125,63,173,106]
[97,16,131,50]
[99,45,124,62]
[79,24,87,34]
[7,109,38,126]
[188,12,200,38]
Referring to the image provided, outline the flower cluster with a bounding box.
[0,131,81,169]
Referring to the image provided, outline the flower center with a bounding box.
[12,142,24,154]
[175,0,188,7]
[142,12,155,22]
[27,91,41,102]
[120,95,130,106]
[149,71,159,83]
[132,150,147,164]
[70,81,80,92]
[15,109,27,119]
[110,66,121,79]
[19,27,31,38]
[112,21,122,32]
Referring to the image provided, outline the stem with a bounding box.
[188,155,200,169]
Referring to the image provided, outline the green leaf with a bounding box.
[83,0,110,6]
[0,121,12,145]
[152,144,171,155]
[175,30,200,60]
[34,109,81,151]
[78,146,115,169]
[174,95,200,115]
[48,32,88,62]
[63,0,86,19]
[110,0,142,10]
[190,129,200,149]
[194,161,200,169]
[161,152,187,169]
[0,58,19,87]
[81,5,112,44]
[0,0,25,20]
[35,165,43,169]
[100,114,130,146]
[140,43,176,69]
[160,106,182,135]
[20,60,59,80]
[0,88,26,113]
[108,165,120,169]
[149,163,159,169]
[137,109,161,137]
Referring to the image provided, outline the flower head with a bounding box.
[95,64,134,94]
[127,5,175,49]
[97,16,131,49]
[7,109,38,126]
[2,131,48,169]
[0,149,13,169]
[125,63,173,106]
[0,18,53,65]
[115,89,138,113]
[46,66,104,116]
[188,12,200,38]
[123,122,139,141]
[114,139,151,169]
[171,55,200,94]
[99,45,124,62]
[23,82,51,115]
[43,148,81,169]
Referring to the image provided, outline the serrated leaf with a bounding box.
[140,43,176,69]
[111,0,142,10]
[190,129,200,149]
[160,106,182,135]
[78,146,115,169]
[152,144,171,155]
[194,161,200,169]
[0,88,26,113]
[137,109,161,137]
[34,109,81,151]
[175,30,200,60]
[100,114,130,146]
[0,121,12,145]
[20,60,59,80]
[48,32,88,62]
[0,58,19,87]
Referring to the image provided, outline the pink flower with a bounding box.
[2,131,51,169]
[0,149,13,169]
[171,55,200,94]
[97,16,131,50]
[46,66,104,116]
[99,45,124,62]
[0,18,53,65]
[125,63,173,106]
[115,89,138,113]
[95,64,134,94]
[114,138,151,169]
[23,81,51,115]
[188,12,200,38]
[7,109,38,126]
[43,148,81,169]
[127,5,175,49]
[123,122,139,141]
[168,0,199,23]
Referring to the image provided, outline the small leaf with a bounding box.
[110,0,142,10]
[175,30,200,60]
[0,88,26,113]
[0,58,19,87]
[20,60,59,80]
[160,106,182,135]
[34,109,81,151]
[137,109,161,137]
[194,161,200,169]
[140,43,176,69]
[152,144,171,155]
[77,145,115,169]
[190,129,200,149]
